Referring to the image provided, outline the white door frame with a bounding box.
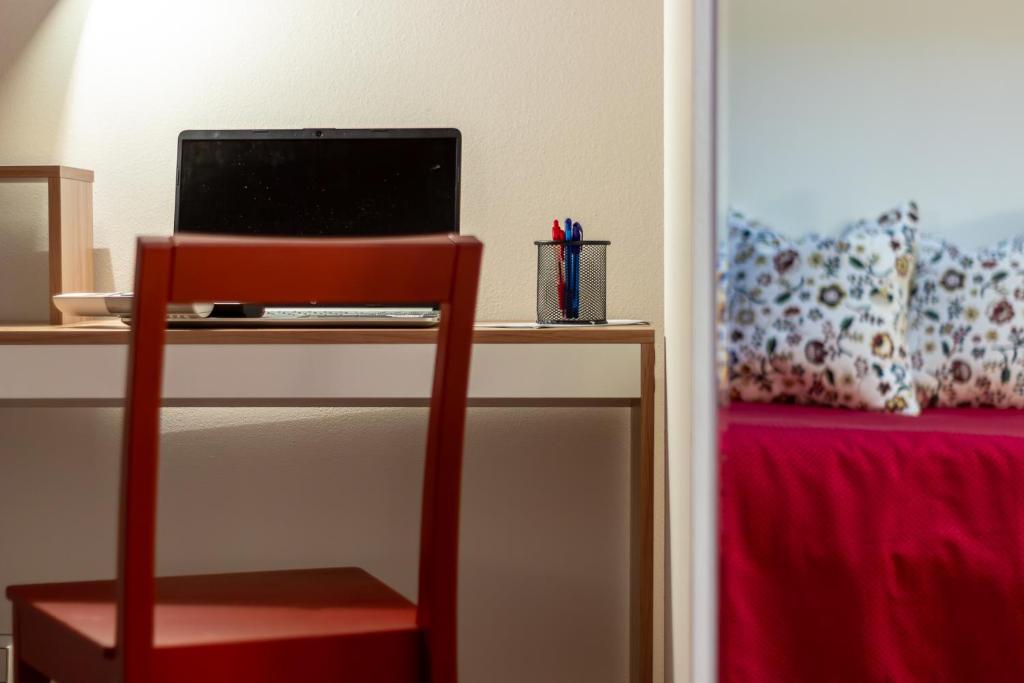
[664,0,717,681]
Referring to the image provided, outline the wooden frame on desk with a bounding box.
[0,322,656,683]
[0,166,95,325]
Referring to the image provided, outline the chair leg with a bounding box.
[15,657,49,683]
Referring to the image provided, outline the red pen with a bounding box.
[552,219,565,314]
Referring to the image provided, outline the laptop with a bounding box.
[172,127,461,326]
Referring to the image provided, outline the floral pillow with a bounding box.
[716,239,730,400]
[909,236,1024,407]
[726,203,920,415]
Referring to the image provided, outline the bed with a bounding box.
[720,403,1024,682]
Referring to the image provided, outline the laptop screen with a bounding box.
[174,129,460,237]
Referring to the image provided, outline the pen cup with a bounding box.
[535,239,610,324]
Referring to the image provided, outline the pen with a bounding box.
[571,221,582,318]
[564,218,574,318]
[552,219,565,314]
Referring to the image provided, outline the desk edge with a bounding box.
[0,324,656,345]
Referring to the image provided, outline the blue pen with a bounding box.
[563,218,574,318]
[571,221,582,318]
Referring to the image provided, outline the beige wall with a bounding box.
[0,1,664,681]
[722,0,1024,247]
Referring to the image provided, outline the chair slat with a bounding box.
[169,235,458,305]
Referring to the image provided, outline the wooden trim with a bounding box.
[471,397,638,408]
[0,397,638,409]
[0,165,94,182]
[630,342,655,683]
[0,322,656,345]
[473,325,654,344]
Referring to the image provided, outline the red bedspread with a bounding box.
[720,404,1024,682]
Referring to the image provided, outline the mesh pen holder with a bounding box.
[535,240,610,324]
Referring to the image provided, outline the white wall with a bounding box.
[722,0,1024,247]
[0,1,664,681]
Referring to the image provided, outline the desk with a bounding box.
[0,321,655,682]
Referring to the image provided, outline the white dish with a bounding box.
[53,293,213,318]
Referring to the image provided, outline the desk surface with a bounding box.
[0,321,655,345]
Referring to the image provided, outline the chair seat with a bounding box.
[7,567,421,683]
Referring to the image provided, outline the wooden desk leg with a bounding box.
[630,342,655,683]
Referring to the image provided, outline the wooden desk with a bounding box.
[0,321,655,682]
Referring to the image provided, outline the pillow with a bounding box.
[910,235,1024,408]
[726,203,920,415]
[716,237,730,400]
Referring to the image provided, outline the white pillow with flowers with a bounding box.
[909,235,1024,408]
[716,238,730,401]
[726,203,920,415]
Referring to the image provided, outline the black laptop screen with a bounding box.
[175,133,459,237]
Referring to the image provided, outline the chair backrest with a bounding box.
[117,234,482,682]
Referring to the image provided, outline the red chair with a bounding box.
[7,234,482,683]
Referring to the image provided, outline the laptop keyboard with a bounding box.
[263,307,438,320]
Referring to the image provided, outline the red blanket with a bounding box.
[720,403,1024,682]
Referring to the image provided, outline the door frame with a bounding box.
[664,0,717,681]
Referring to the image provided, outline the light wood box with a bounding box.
[0,166,94,324]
